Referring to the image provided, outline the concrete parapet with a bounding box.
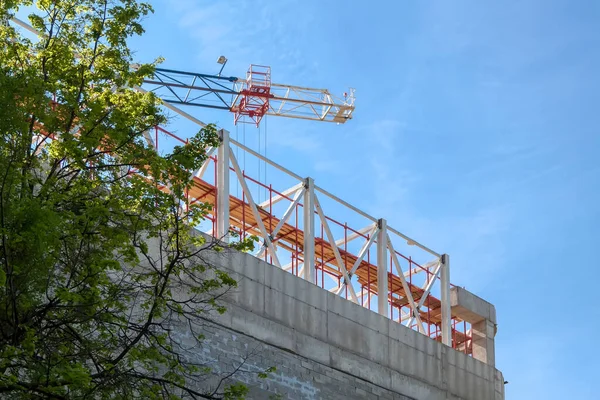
[450,286,497,324]
[450,286,497,366]
[201,245,504,400]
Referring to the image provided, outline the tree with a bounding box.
[0,1,260,398]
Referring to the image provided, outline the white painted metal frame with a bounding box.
[212,135,452,345]
[216,129,230,242]
[303,177,315,283]
[256,187,305,259]
[266,85,355,123]
[193,146,215,180]
[228,80,355,124]
[407,261,442,328]
[258,182,303,208]
[14,12,454,346]
[440,254,452,346]
[377,219,389,317]
[314,194,358,303]
[126,101,455,346]
[387,234,426,333]
[228,150,282,268]
[334,223,374,247]
[347,225,379,277]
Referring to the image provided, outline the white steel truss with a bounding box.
[228,149,282,268]
[205,137,453,344]
[256,187,305,259]
[387,234,426,333]
[264,84,355,123]
[334,223,375,247]
[314,194,359,304]
[13,15,454,347]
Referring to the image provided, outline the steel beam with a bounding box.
[258,181,303,208]
[387,233,425,333]
[348,226,379,276]
[257,187,305,259]
[334,223,375,247]
[314,194,358,303]
[377,219,389,317]
[441,254,452,347]
[192,146,215,180]
[216,129,230,242]
[303,177,315,283]
[229,151,281,268]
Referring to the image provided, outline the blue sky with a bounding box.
[129,1,599,398]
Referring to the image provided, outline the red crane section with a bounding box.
[232,65,272,126]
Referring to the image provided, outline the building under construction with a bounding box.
[12,15,505,398]
[139,64,505,399]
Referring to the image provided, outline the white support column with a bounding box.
[440,254,452,347]
[303,177,315,283]
[377,218,388,318]
[216,129,230,242]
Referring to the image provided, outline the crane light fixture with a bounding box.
[216,55,228,76]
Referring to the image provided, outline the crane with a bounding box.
[8,16,465,354]
[139,63,355,127]
[10,16,355,127]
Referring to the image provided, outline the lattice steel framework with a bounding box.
[140,66,355,126]
[142,123,473,352]
[11,15,473,355]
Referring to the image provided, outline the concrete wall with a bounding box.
[450,287,498,367]
[193,246,504,400]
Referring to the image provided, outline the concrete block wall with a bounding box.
[187,318,415,399]
[191,246,505,400]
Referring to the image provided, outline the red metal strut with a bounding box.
[232,64,272,127]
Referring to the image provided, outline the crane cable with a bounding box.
[257,121,261,204]
[235,123,239,198]
[264,115,268,203]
